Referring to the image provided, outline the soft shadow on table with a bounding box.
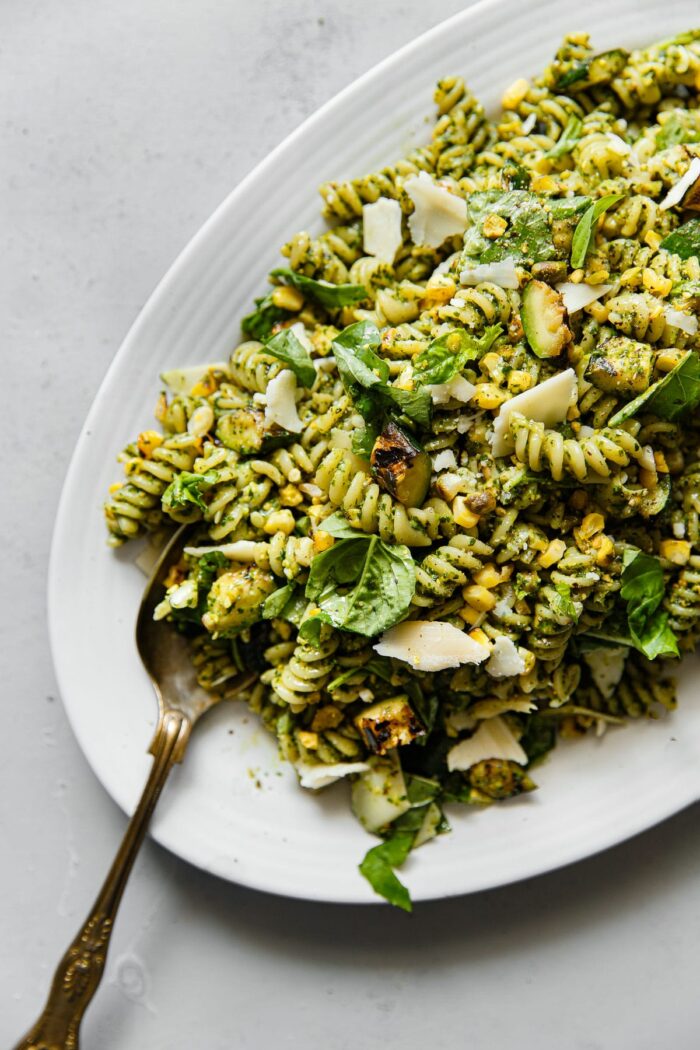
[145,797,700,961]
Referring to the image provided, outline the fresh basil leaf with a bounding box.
[660,218,700,260]
[358,831,414,911]
[262,583,297,619]
[264,328,316,388]
[553,581,580,621]
[414,325,502,386]
[241,292,290,341]
[656,114,700,150]
[161,470,218,513]
[270,267,367,309]
[315,512,364,539]
[620,549,679,659]
[332,321,388,388]
[405,774,441,805]
[570,194,625,269]
[352,424,379,458]
[501,161,531,191]
[463,190,589,265]
[385,385,432,427]
[305,535,415,636]
[544,115,583,159]
[609,351,700,425]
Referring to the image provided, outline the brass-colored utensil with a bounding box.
[15,524,254,1050]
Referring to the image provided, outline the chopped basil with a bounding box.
[241,292,290,341]
[544,115,583,159]
[609,351,700,425]
[620,549,679,660]
[264,328,316,387]
[553,581,580,621]
[303,519,415,638]
[463,190,589,265]
[262,583,296,619]
[270,267,367,308]
[161,470,218,513]
[413,325,502,386]
[570,194,625,269]
[660,218,700,260]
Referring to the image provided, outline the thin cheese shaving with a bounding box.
[265,369,302,433]
[660,156,700,211]
[447,715,527,771]
[404,171,467,248]
[362,197,403,262]
[492,368,577,456]
[374,620,490,672]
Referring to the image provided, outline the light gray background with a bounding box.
[3,2,700,1047]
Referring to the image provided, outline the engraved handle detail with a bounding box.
[14,710,191,1050]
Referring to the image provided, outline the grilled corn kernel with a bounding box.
[422,278,457,305]
[639,468,658,489]
[502,77,530,109]
[654,450,669,474]
[108,481,123,494]
[587,301,609,324]
[660,539,691,565]
[507,370,533,393]
[569,269,585,284]
[271,285,304,311]
[619,266,641,288]
[164,564,186,589]
[470,383,509,410]
[483,214,508,238]
[644,230,663,251]
[458,604,484,626]
[298,731,319,750]
[481,351,502,375]
[642,269,673,298]
[462,585,497,612]
[537,538,567,568]
[137,430,163,458]
[191,372,219,397]
[279,483,304,507]
[263,509,296,535]
[473,564,502,589]
[594,535,615,566]
[452,497,480,529]
[154,391,168,422]
[580,513,605,538]
[313,529,335,552]
[469,627,491,648]
[586,269,610,285]
[656,349,685,372]
[531,174,556,193]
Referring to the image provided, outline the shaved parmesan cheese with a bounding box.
[362,197,403,262]
[486,636,526,678]
[660,156,700,210]
[160,362,227,394]
[404,171,468,248]
[374,620,490,672]
[296,761,370,791]
[583,646,627,698]
[265,369,302,433]
[433,251,461,276]
[664,306,698,335]
[492,368,577,456]
[168,579,197,610]
[556,281,613,314]
[432,449,458,472]
[447,715,527,772]
[460,258,520,290]
[289,321,314,354]
[429,373,476,405]
[447,697,536,733]
[184,540,260,561]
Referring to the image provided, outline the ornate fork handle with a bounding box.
[14,709,191,1050]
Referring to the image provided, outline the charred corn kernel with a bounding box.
[187,404,214,437]
[108,481,123,493]
[452,497,480,529]
[507,370,534,394]
[483,214,508,238]
[537,538,567,568]
[470,383,509,410]
[586,269,610,285]
[278,484,303,507]
[569,269,585,284]
[137,430,163,458]
[313,529,335,552]
[481,351,502,375]
[642,268,673,297]
[469,627,491,648]
[639,468,658,489]
[660,539,691,565]
[531,173,556,193]
[566,402,580,420]
[422,279,457,305]
[458,604,484,627]
[580,512,605,538]
[473,564,502,589]
[164,564,186,589]
[190,372,219,397]
[462,585,497,612]
[263,509,295,535]
[297,731,319,750]
[271,285,304,311]
[656,349,685,372]
[154,391,168,422]
[644,230,662,251]
[654,450,669,473]
[594,535,615,565]
[501,77,530,109]
[589,301,610,324]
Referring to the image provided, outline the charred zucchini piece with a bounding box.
[521,280,571,358]
[354,695,425,755]
[531,260,569,285]
[215,408,292,455]
[201,566,276,636]
[556,48,628,91]
[585,336,654,396]
[370,423,431,507]
[468,758,536,801]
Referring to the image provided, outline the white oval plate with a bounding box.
[50,0,700,904]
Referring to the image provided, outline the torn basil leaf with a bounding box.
[620,549,679,659]
[570,194,625,269]
[660,218,700,260]
[270,267,367,308]
[241,292,291,341]
[413,325,502,386]
[463,190,589,265]
[358,830,415,912]
[609,351,700,425]
[264,328,316,387]
[162,470,218,513]
[544,115,583,159]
